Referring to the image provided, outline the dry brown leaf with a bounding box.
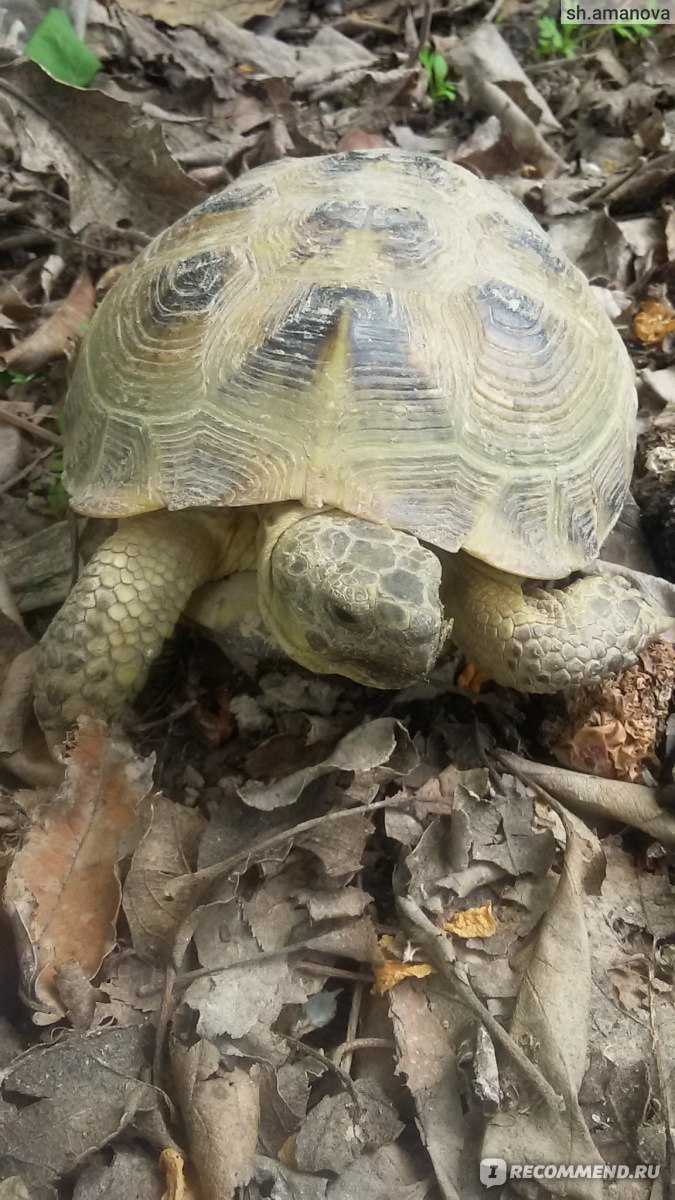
[293,1079,403,1175]
[389,976,465,1195]
[2,61,202,235]
[500,751,675,845]
[0,645,63,788]
[0,1027,157,1189]
[2,274,95,373]
[442,902,497,939]
[116,0,282,28]
[482,813,606,1195]
[633,298,675,345]
[449,25,565,178]
[240,717,414,811]
[171,1038,259,1200]
[3,717,151,1021]
[123,794,206,965]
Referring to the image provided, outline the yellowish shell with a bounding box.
[64,150,636,579]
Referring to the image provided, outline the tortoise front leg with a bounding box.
[448,555,670,693]
[34,510,224,749]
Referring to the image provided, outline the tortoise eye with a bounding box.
[329,602,359,626]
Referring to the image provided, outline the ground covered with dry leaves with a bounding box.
[1,2,675,1198]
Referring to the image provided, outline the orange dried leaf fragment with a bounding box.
[633,298,675,346]
[442,901,497,939]
[160,1149,198,1200]
[372,958,435,995]
[371,933,435,995]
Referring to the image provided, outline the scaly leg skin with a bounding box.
[447,555,671,693]
[34,509,229,751]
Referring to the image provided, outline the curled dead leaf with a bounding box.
[171,1038,259,1200]
[442,902,497,939]
[483,814,605,1184]
[500,750,675,845]
[2,273,95,373]
[3,716,151,1021]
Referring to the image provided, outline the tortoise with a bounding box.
[34,149,666,747]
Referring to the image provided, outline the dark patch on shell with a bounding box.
[395,152,459,190]
[318,152,378,174]
[184,182,272,221]
[149,250,230,323]
[486,214,568,276]
[227,284,429,398]
[475,282,543,338]
[300,200,432,265]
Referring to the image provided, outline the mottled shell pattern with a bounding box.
[65,150,636,579]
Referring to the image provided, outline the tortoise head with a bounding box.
[257,506,449,688]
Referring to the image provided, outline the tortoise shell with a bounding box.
[64,150,636,579]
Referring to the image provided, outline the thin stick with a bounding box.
[166,793,413,901]
[338,981,364,1074]
[399,895,570,1111]
[332,1037,395,1066]
[587,157,646,206]
[416,0,433,55]
[0,445,52,494]
[0,410,62,446]
[297,961,374,985]
[280,1033,361,1107]
[153,964,176,1086]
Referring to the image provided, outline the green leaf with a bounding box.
[431,53,449,86]
[612,19,655,37]
[0,367,37,386]
[25,8,101,88]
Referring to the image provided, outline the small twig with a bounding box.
[135,699,197,733]
[339,981,364,1075]
[296,961,374,985]
[174,925,357,988]
[332,1037,395,1066]
[526,53,597,74]
[485,0,506,21]
[280,1033,361,1107]
[166,793,413,902]
[587,157,647,206]
[0,445,52,494]
[414,0,433,60]
[153,964,176,1086]
[399,895,570,1111]
[0,410,62,447]
[22,221,134,260]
